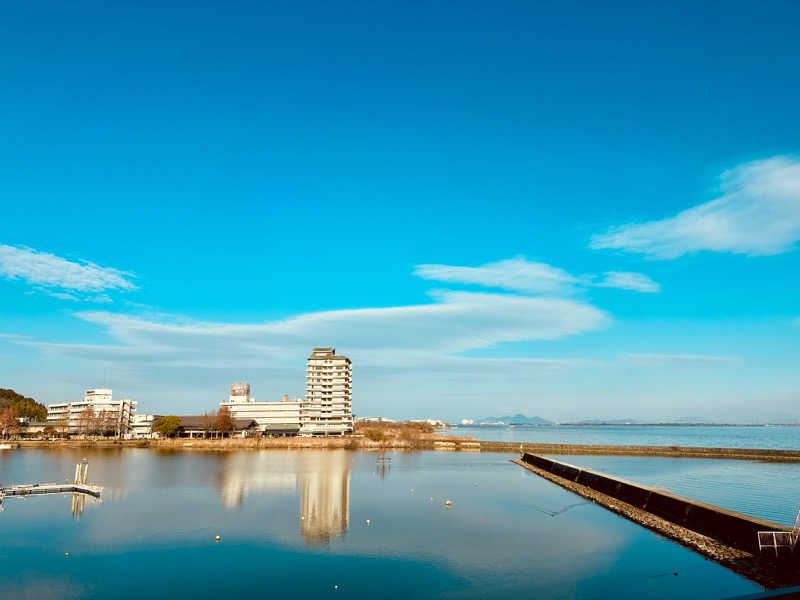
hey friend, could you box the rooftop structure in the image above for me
[229,382,252,403]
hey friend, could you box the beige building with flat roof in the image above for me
[303,347,353,436]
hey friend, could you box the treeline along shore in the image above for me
[11,435,800,461]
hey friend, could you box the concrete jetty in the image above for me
[514,452,800,588]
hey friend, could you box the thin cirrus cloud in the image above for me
[625,353,741,363]
[413,257,578,295]
[22,290,611,369]
[590,156,800,259]
[595,271,660,293]
[414,256,660,294]
[0,244,136,300]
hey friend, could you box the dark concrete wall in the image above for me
[489,442,800,461]
[521,452,791,553]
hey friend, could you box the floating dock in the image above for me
[0,461,102,503]
[0,482,102,498]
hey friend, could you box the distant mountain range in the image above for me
[479,414,552,425]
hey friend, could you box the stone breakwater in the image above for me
[489,441,800,461]
[513,455,800,589]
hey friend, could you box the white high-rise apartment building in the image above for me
[47,388,137,435]
[303,347,353,436]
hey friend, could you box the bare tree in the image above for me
[97,409,115,437]
[78,406,94,438]
[0,406,19,439]
[216,406,233,437]
[88,409,104,438]
[200,410,217,438]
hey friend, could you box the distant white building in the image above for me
[356,416,395,423]
[47,389,137,435]
[460,418,475,425]
[408,419,446,428]
[219,347,354,437]
[303,347,353,436]
[131,413,162,438]
[220,392,303,436]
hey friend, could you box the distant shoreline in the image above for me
[457,422,800,427]
[8,436,800,461]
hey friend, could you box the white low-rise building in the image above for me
[131,413,162,438]
[220,384,302,435]
[356,416,395,423]
[47,389,137,436]
[220,399,303,436]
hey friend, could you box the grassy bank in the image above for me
[10,433,800,461]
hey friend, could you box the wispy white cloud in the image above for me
[415,256,659,295]
[0,244,136,300]
[590,156,800,258]
[624,353,741,365]
[43,290,81,301]
[595,271,660,293]
[414,257,578,295]
[16,290,610,369]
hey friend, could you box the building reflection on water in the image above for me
[218,451,352,545]
[298,452,350,544]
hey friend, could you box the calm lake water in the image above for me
[0,449,763,599]
[453,425,800,449]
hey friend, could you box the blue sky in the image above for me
[1,1,799,421]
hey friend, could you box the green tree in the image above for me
[0,388,47,421]
[153,415,181,437]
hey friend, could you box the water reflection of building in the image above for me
[298,452,351,544]
[218,453,298,508]
[215,451,352,544]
